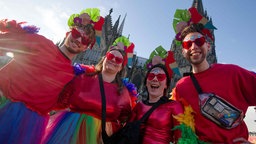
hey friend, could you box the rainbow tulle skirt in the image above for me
[0,99,49,144]
[44,111,103,144]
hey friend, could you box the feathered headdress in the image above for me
[173,7,217,46]
[0,19,40,56]
[67,8,105,48]
[110,36,135,67]
[144,46,181,78]
[0,19,39,34]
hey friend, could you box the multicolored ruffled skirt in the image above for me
[0,97,49,144]
[43,111,107,144]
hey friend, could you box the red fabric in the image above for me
[93,16,104,31]
[129,99,183,144]
[125,43,135,53]
[174,63,256,143]
[62,74,133,125]
[0,31,74,116]
[0,19,26,33]
[165,51,175,77]
[189,7,202,23]
[80,64,96,74]
[202,28,214,40]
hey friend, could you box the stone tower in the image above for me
[169,0,217,88]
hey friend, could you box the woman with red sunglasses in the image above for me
[128,64,183,144]
[43,36,136,144]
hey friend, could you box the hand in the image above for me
[233,137,253,144]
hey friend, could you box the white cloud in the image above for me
[35,6,67,43]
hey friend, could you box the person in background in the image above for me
[172,22,256,144]
[0,8,104,143]
[43,36,137,144]
[129,63,183,144]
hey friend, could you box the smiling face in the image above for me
[182,32,210,65]
[146,67,167,101]
[102,50,123,75]
[64,24,95,54]
[64,28,89,54]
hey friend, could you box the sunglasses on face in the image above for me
[71,28,90,45]
[182,36,206,50]
[147,73,166,81]
[106,52,123,64]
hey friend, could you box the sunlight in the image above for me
[6,52,14,58]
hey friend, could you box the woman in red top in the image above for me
[43,36,137,144]
[129,64,184,144]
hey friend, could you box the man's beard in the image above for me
[65,45,82,54]
[187,52,206,65]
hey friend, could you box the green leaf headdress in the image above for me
[67,8,105,48]
[110,36,135,66]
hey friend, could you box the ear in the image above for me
[206,42,211,52]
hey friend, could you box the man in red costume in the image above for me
[173,23,256,143]
[0,8,104,143]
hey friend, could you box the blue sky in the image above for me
[1,0,255,131]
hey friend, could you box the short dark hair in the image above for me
[181,23,205,41]
[144,64,171,96]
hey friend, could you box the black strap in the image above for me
[140,97,170,122]
[99,73,170,139]
[98,73,108,140]
[190,73,203,94]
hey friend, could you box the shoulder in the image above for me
[212,63,245,71]
[211,63,251,76]
[176,75,191,87]
[161,100,184,115]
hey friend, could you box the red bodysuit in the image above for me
[129,97,183,144]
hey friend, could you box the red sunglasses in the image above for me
[147,73,166,81]
[182,36,206,50]
[71,28,90,45]
[106,52,123,64]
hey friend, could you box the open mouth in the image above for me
[190,51,201,56]
[150,84,160,90]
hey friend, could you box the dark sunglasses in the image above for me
[182,36,206,50]
[71,28,90,45]
[106,52,123,64]
[147,73,166,81]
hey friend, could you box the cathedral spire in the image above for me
[117,13,126,36]
[192,0,204,15]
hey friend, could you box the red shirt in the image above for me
[174,63,256,143]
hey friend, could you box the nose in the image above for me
[190,42,199,50]
[151,76,158,81]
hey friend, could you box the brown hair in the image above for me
[181,23,205,41]
[93,48,127,95]
[144,64,171,97]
